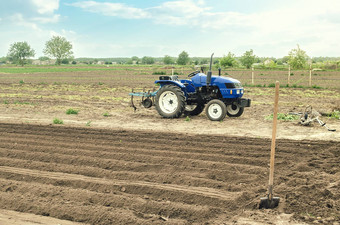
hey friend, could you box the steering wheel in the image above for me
[188,70,200,77]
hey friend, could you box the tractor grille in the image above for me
[225,83,242,89]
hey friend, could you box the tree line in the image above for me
[5,36,73,66]
[2,38,340,70]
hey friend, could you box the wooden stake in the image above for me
[288,65,291,86]
[252,67,254,85]
[309,64,312,87]
[269,81,279,196]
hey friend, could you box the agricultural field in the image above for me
[0,66,339,224]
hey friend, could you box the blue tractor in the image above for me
[130,54,251,121]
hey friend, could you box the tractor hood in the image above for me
[191,73,242,87]
[211,76,241,86]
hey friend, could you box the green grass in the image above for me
[86,121,92,126]
[0,67,119,74]
[103,112,110,117]
[66,108,79,115]
[152,71,166,75]
[13,101,33,105]
[265,113,299,121]
[53,118,64,124]
[185,116,191,122]
[328,111,340,119]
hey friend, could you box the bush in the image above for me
[265,113,299,121]
[329,111,340,119]
[152,71,166,75]
[312,85,322,89]
[53,118,63,124]
[66,108,79,115]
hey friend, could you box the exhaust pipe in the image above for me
[206,53,214,87]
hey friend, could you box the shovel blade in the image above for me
[259,196,280,209]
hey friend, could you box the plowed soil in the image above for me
[0,69,339,224]
[0,123,339,224]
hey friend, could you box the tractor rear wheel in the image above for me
[155,85,186,118]
[184,104,204,116]
[226,102,244,117]
[205,99,227,121]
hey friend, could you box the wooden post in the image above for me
[288,65,291,86]
[172,68,174,75]
[252,67,254,85]
[269,81,279,199]
[309,64,312,87]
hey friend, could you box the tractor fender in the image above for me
[155,80,188,95]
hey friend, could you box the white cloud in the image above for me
[66,0,340,57]
[30,0,60,14]
[70,1,150,19]
[9,13,42,31]
[32,14,60,23]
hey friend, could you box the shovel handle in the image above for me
[269,81,279,187]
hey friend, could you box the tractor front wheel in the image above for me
[226,102,244,117]
[155,85,186,118]
[205,99,227,121]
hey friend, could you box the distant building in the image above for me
[32,59,57,65]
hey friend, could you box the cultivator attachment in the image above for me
[129,88,158,111]
[289,105,336,132]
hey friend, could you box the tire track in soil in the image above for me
[0,122,339,224]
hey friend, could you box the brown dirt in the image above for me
[0,70,339,224]
[0,123,339,224]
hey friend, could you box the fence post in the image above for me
[252,67,254,85]
[172,68,174,75]
[309,64,312,87]
[288,65,291,86]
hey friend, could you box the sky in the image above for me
[1,0,340,58]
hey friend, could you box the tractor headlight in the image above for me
[237,90,240,94]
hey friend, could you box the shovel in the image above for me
[259,81,280,209]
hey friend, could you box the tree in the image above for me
[177,51,190,65]
[240,49,257,69]
[200,58,208,64]
[38,56,50,61]
[43,36,73,65]
[131,56,139,64]
[287,45,308,69]
[219,52,237,68]
[142,56,155,64]
[163,55,174,65]
[0,57,8,64]
[7,41,35,66]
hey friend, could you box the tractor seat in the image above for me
[159,75,179,81]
